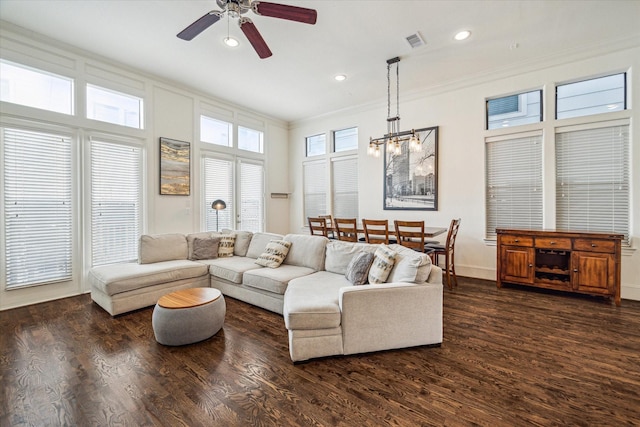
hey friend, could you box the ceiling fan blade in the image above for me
[240,18,273,59]
[177,11,222,40]
[253,1,317,25]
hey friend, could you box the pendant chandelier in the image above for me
[368,57,420,158]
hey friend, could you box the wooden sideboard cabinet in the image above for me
[496,229,623,306]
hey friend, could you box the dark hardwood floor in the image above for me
[2,278,639,426]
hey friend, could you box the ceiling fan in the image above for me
[177,0,317,59]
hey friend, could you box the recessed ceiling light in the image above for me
[454,30,471,41]
[224,37,239,47]
[334,74,347,82]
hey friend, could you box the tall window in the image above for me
[331,156,359,218]
[239,161,264,232]
[3,128,73,288]
[556,124,630,243]
[0,60,73,115]
[485,132,543,239]
[203,157,234,232]
[86,84,143,129]
[91,139,142,266]
[303,160,327,218]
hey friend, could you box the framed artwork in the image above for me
[383,126,438,210]
[159,137,190,196]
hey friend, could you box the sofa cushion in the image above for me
[283,234,327,271]
[243,265,315,295]
[139,233,188,264]
[89,260,209,296]
[190,237,221,260]
[345,252,374,286]
[368,245,397,284]
[186,232,213,260]
[204,256,264,284]
[216,234,236,258]
[325,241,377,275]
[284,271,351,330]
[255,240,292,268]
[222,229,253,256]
[387,244,432,283]
[246,232,285,259]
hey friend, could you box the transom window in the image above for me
[486,90,542,130]
[238,126,264,153]
[0,59,74,115]
[86,84,143,129]
[305,133,326,157]
[333,127,358,152]
[201,115,233,147]
[556,73,626,119]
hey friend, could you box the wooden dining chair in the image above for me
[308,217,328,237]
[318,214,336,239]
[426,218,461,289]
[394,220,433,254]
[334,218,359,242]
[362,219,391,244]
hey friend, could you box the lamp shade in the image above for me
[211,199,226,210]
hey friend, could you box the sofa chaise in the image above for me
[89,230,443,361]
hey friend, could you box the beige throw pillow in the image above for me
[190,237,221,260]
[368,244,397,284]
[255,240,292,268]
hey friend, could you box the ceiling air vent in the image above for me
[405,32,426,49]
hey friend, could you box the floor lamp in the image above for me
[211,199,226,232]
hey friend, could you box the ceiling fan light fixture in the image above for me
[454,30,471,41]
[224,36,239,47]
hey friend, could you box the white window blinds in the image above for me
[203,157,234,231]
[303,160,327,219]
[556,124,629,243]
[91,139,142,266]
[332,156,359,218]
[3,128,73,288]
[239,161,264,232]
[485,132,543,239]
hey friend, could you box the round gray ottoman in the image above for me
[152,288,225,346]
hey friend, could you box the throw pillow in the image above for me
[368,244,397,284]
[345,252,375,286]
[255,240,292,268]
[190,237,221,260]
[217,234,236,258]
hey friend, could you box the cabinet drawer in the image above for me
[500,235,533,247]
[535,237,572,250]
[573,239,616,253]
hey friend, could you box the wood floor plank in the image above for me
[2,277,640,426]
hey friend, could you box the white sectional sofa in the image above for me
[89,230,443,362]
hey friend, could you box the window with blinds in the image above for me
[303,160,327,218]
[556,124,629,243]
[203,157,234,231]
[485,132,543,239]
[91,139,142,266]
[239,161,264,232]
[3,128,73,289]
[331,156,359,218]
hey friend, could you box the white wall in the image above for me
[288,45,640,301]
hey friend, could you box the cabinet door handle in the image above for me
[514,239,519,242]
[550,241,556,245]
[591,244,597,247]
[529,264,533,268]
[573,269,578,272]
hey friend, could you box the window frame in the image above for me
[555,73,627,120]
[86,83,144,129]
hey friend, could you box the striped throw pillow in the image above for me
[255,240,292,268]
[217,234,236,258]
[368,244,397,284]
